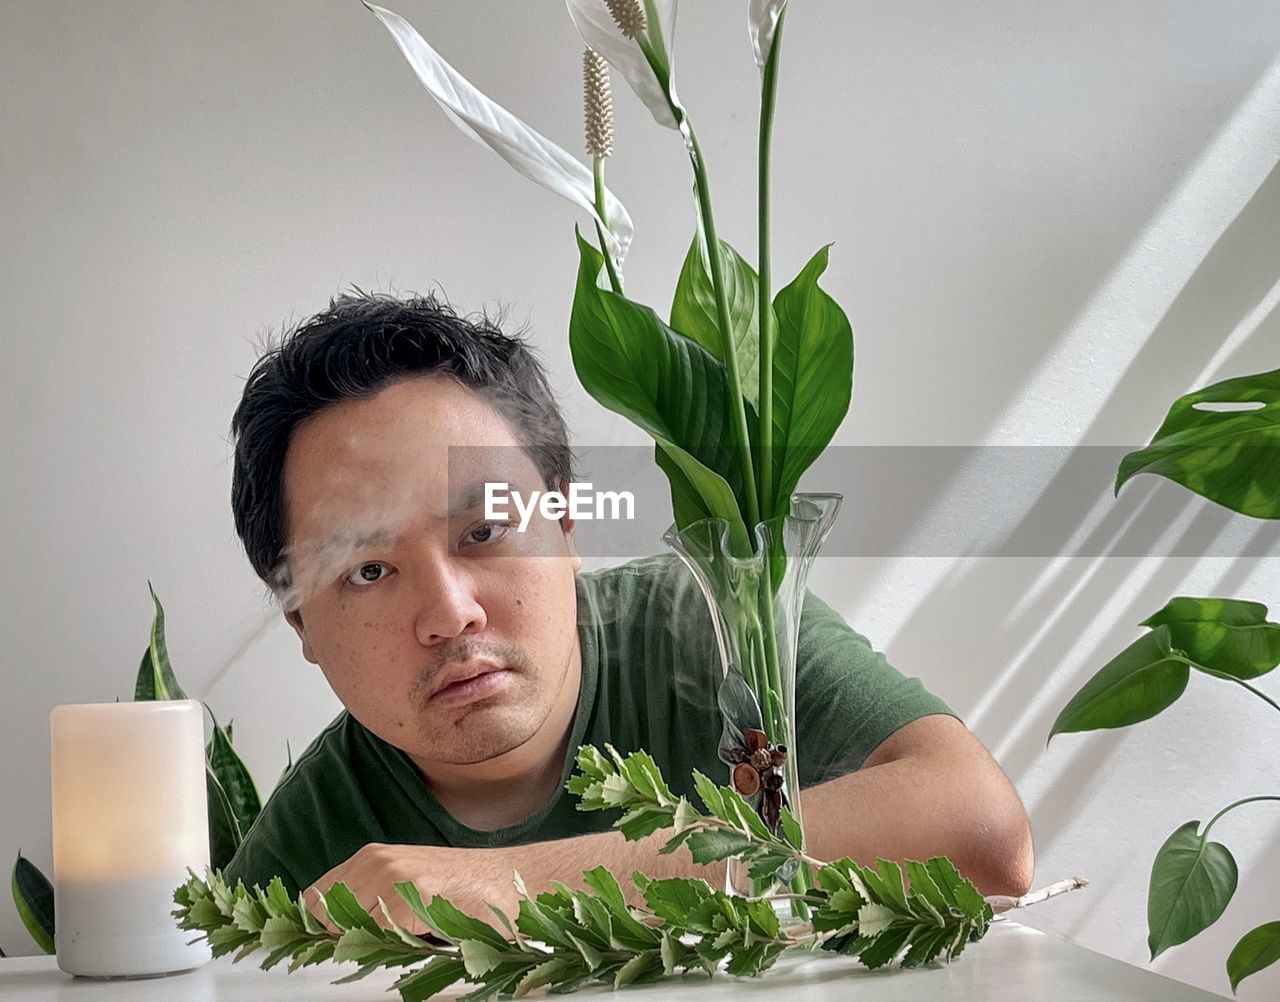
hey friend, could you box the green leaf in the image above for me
[570,231,750,541]
[421,895,510,951]
[12,853,54,954]
[617,806,674,841]
[513,957,574,997]
[134,583,188,701]
[1116,367,1280,518]
[613,949,659,988]
[1143,596,1280,680]
[460,938,508,978]
[685,829,757,865]
[1227,920,1280,992]
[206,711,262,836]
[320,883,381,936]
[670,223,761,411]
[769,245,854,512]
[1148,820,1238,959]
[641,877,715,928]
[780,808,805,852]
[1049,627,1189,737]
[206,763,244,872]
[395,956,468,1002]
[858,922,914,969]
[924,857,989,920]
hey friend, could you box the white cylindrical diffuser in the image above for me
[50,700,212,977]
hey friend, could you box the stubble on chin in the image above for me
[412,672,546,765]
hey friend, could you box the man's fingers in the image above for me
[306,886,339,935]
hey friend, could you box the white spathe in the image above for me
[748,0,787,73]
[565,0,683,132]
[364,2,633,266]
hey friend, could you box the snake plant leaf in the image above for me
[565,0,683,131]
[364,3,633,267]
[1227,920,1280,992]
[1143,596,1280,680]
[1116,368,1280,519]
[207,764,244,872]
[206,710,262,838]
[769,245,853,512]
[670,224,761,411]
[1049,627,1189,738]
[1148,820,1237,959]
[571,230,750,541]
[748,0,788,72]
[12,853,54,955]
[134,583,187,701]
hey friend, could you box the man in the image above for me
[225,291,1034,928]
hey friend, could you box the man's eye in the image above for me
[345,562,391,587]
[464,521,511,547]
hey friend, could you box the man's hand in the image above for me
[305,828,719,937]
[306,842,522,935]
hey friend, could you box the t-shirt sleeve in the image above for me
[794,590,955,787]
[223,818,304,898]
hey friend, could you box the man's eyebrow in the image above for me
[319,527,397,553]
[447,484,493,517]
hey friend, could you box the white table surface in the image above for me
[0,921,1229,1000]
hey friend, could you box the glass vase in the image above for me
[663,492,842,922]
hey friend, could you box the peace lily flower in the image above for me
[565,0,685,134]
[363,2,633,266]
[748,0,788,73]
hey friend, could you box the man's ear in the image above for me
[284,609,320,665]
[553,476,583,573]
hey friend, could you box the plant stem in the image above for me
[985,877,1089,914]
[1202,795,1280,838]
[593,156,624,295]
[757,7,786,520]
[1176,658,1280,715]
[687,124,762,535]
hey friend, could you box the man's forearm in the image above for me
[486,827,722,906]
[799,722,1034,897]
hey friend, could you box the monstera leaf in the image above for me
[1116,368,1280,519]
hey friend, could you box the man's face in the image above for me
[280,374,583,768]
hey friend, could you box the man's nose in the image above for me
[411,555,487,644]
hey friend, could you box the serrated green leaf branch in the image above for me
[175,746,996,999]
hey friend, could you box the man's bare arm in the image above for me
[801,714,1034,897]
[310,714,1032,926]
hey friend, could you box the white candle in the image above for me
[50,700,212,977]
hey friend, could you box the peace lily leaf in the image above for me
[1143,596,1280,680]
[770,245,854,512]
[134,583,187,701]
[1049,627,1189,738]
[1148,820,1238,959]
[1227,920,1280,992]
[364,3,633,267]
[565,0,683,131]
[12,853,54,954]
[748,0,787,72]
[572,231,750,548]
[1116,367,1280,519]
[207,710,263,835]
[670,223,761,410]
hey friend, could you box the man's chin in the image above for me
[417,705,545,766]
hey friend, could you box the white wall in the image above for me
[3,1,1278,996]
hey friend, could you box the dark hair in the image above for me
[230,290,575,588]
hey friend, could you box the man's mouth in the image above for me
[428,663,516,707]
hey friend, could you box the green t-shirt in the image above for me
[225,555,953,895]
